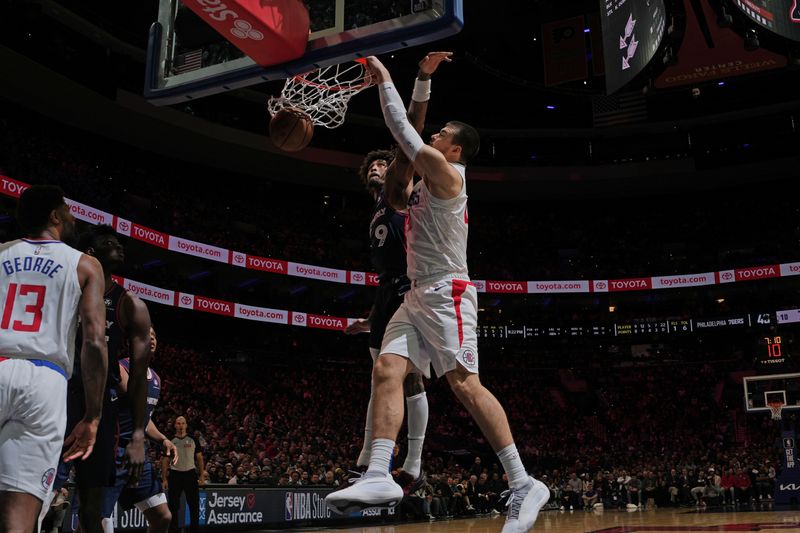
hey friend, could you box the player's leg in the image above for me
[325,303,426,514]
[166,472,181,533]
[127,461,171,533]
[142,503,171,533]
[424,279,548,533]
[184,473,200,533]
[99,464,129,533]
[76,401,119,533]
[401,373,427,479]
[0,492,42,533]
[360,282,400,468]
[358,348,380,468]
[0,361,67,533]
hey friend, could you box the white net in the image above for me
[267,60,374,129]
[769,402,784,420]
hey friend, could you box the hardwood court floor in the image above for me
[292,507,800,532]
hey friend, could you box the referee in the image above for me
[163,416,206,533]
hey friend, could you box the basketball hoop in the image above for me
[768,401,784,420]
[267,59,374,129]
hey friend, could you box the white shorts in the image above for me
[0,358,67,501]
[380,274,479,378]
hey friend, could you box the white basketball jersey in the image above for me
[406,163,469,281]
[0,239,83,376]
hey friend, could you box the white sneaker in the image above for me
[500,476,549,533]
[324,472,403,515]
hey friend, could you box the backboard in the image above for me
[744,373,800,413]
[145,0,463,105]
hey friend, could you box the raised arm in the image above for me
[384,52,452,210]
[120,293,152,483]
[368,55,462,200]
[63,255,108,462]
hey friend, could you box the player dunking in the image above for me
[0,185,108,533]
[346,51,452,491]
[326,57,549,532]
[55,224,152,533]
[101,326,175,533]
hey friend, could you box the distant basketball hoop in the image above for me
[267,59,374,129]
[769,400,785,420]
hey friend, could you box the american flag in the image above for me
[171,49,203,75]
[592,91,648,128]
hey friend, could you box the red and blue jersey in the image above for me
[118,358,161,445]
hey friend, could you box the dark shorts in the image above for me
[102,460,164,516]
[55,386,119,490]
[369,276,409,351]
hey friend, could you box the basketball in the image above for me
[269,107,314,152]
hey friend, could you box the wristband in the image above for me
[412,78,431,102]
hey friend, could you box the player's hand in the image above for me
[365,56,390,84]
[62,417,100,462]
[419,52,452,76]
[163,439,179,466]
[124,431,146,486]
[345,318,371,335]
[199,472,208,486]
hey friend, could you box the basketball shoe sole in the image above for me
[324,472,403,515]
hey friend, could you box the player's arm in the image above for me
[195,441,207,485]
[146,420,178,465]
[384,52,452,210]
[63,255,108,462]
[367,55,462,200]
[161,453,170,489]
[120,293,152,483]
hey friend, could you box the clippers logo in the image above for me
[41,468,55,489]
[462,350,477,367]
[230,19,264,40]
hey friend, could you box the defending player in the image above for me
[0,185,108,533]
[101,326,175,533]
[346,51,452,491]
[326,57,550,533]
[56,224,151,533]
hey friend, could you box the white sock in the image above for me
[366,438,395,478]
[402,392,428,477]
[497,443,529,490]
[358,389,375,467]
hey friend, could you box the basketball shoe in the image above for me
[397,469,427,495]
[324,471,403,515]
[500,476,550,533]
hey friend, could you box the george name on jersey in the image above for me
[2,256,64,279]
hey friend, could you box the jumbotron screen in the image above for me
[600,0,666,94]
[733,0,800,42]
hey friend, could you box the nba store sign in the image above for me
[284,491,332,521]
